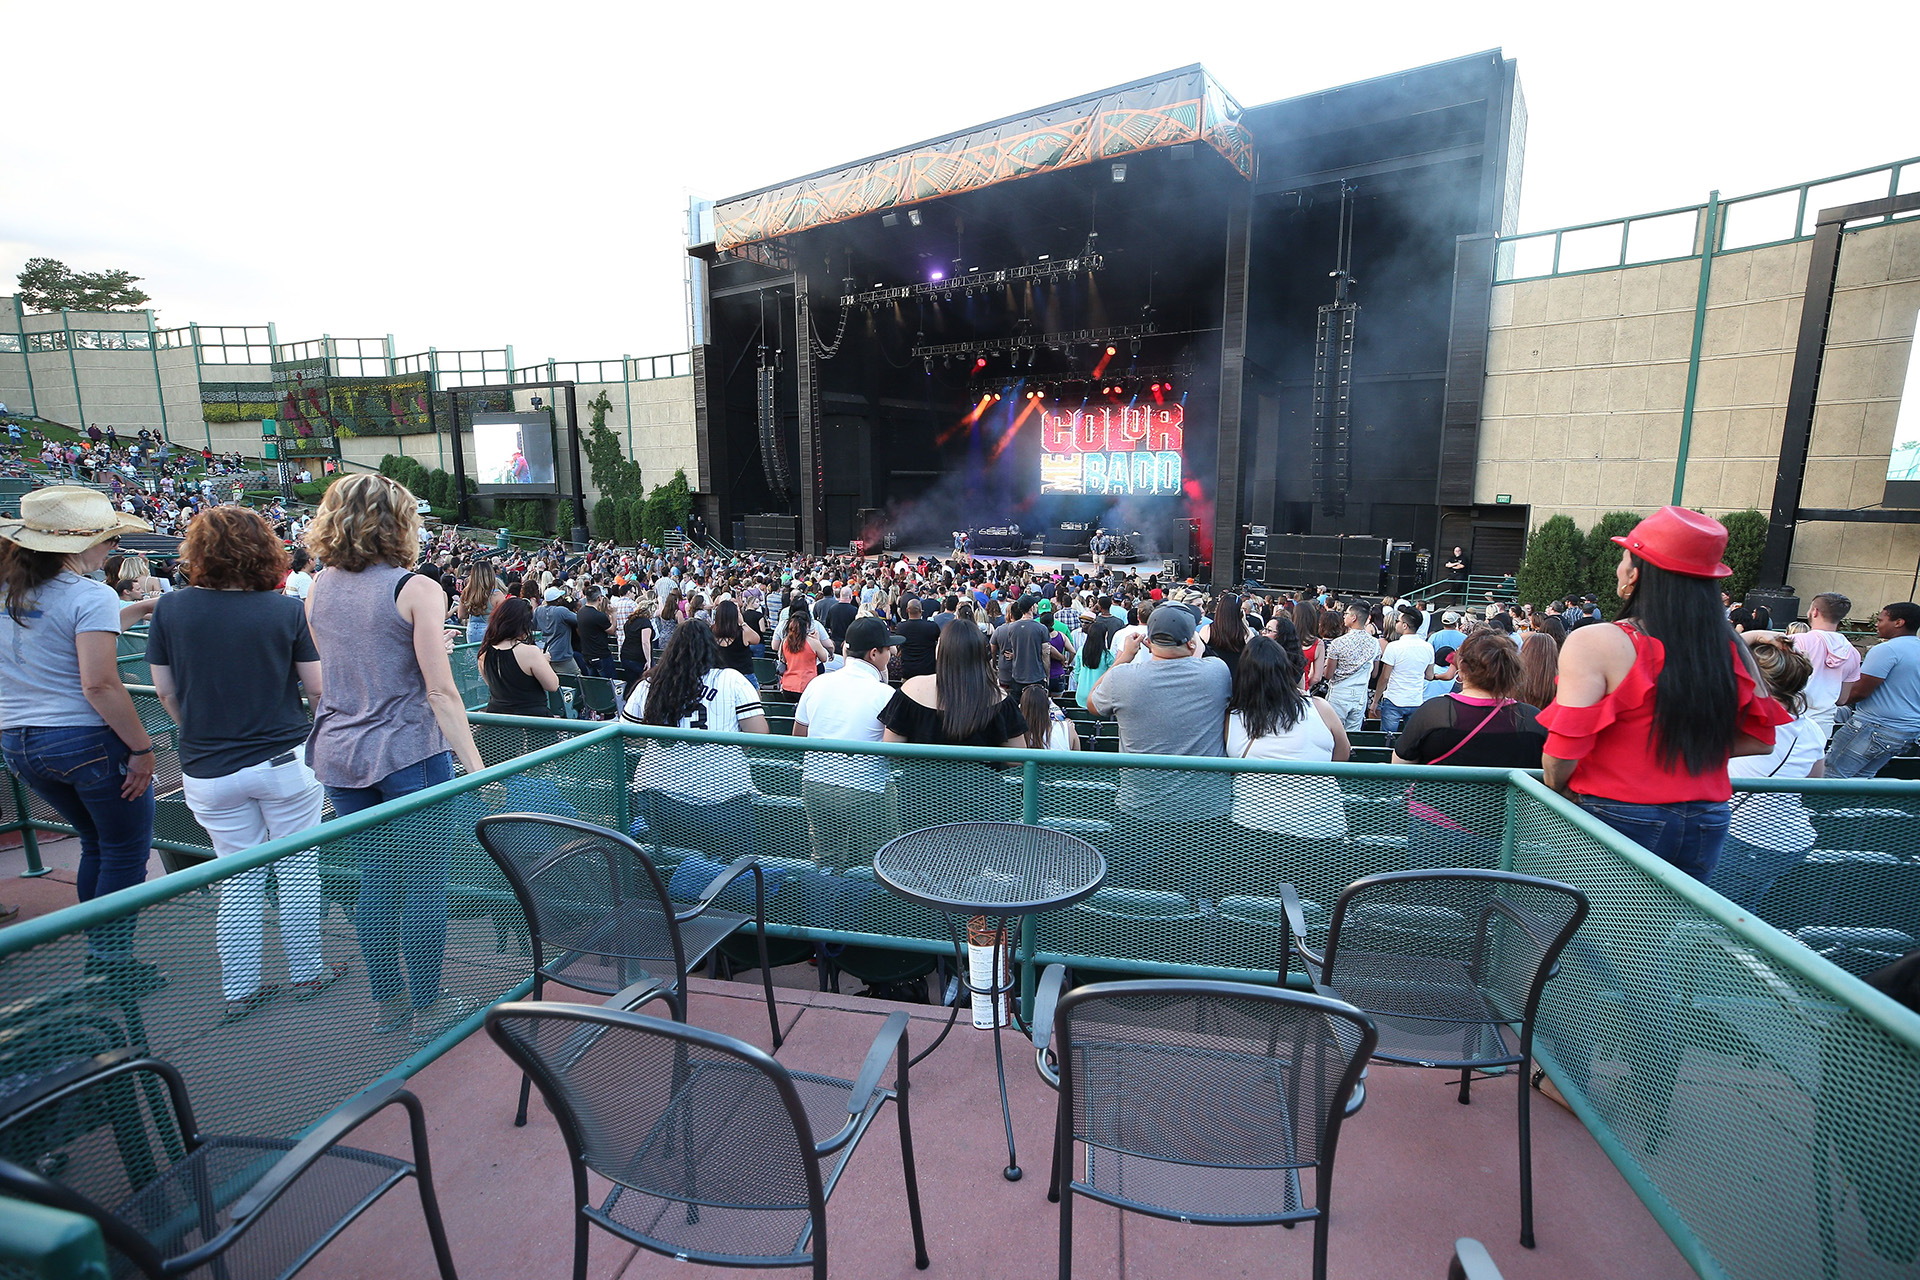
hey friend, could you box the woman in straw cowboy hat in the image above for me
[0,487,159,956]
[1540,506,1791,879]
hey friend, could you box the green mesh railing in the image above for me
[2,718,1916,1280]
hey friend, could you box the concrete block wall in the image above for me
[1478,218,1920,615]
[1785,220,1920,612]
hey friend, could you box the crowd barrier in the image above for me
[1,720,1915,1280]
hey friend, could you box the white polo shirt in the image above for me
[793,657,894,791]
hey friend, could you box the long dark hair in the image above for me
[712,598,744,645]
[1454,630,1522,699]
[783,602,812,653]
[1209,593,1249,655]
[1515,632,1560,709]
[1231,635,1308,739]
[1021,682,1054,751]
[643,618,722,726]
[1291,601,1319,647]
[481,595,536,647]
[0,544,71,626]
[1619,555,1746,774]
[933,618,1001,741]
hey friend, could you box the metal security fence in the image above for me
[1507,775,1920,1280]
[0,727,621,1186]
[3,717,1917,1280]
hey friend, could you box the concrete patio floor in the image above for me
[2,834,1694,1280]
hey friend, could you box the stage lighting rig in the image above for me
[842,251,1103,307]
[913,320,1156,363]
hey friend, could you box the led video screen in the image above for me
[472,413,557,494]
[1882,317,1920,507]
[1039,403,1185,496]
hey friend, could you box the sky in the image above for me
[3,0,1913,365]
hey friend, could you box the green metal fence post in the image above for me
[1499,778,1518,873]
[60,310,85,430]
[145,310,170,444]
[190,323,212,450]
[1672,191,1721,506]
[622,352,634,458]
[1019,761,1039,1019]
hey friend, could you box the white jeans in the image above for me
[181,753,327,1000]
[1327,674,1370,731]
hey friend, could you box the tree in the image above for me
[1721,509,1767,604]
[592,496,616,540]
[1583,511,1642,618]
[581,389,644,503]
[17,258,150,312]
[1516,515,1585,609]
[624,496,646,547]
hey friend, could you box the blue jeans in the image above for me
[327,752,455,1009]
[1379,699,1418,734]
[3,726,154,954]
[1822,712,1919,780]
[1706,833,1810,913]
[1578,796,1730,881]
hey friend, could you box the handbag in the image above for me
[1406,698,1513,830]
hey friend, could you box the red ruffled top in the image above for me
[1537,621,1791,804]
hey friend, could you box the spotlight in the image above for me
[973,357,987,371]
[881,213,899,228]
[1037,254,1050,261]
[907,209,923,227]
[930,270,944,281]
[992,392,1002,401]
[1129,337,1140,356]
[1105,346,1116,356]
[1110,163,1127,183]
[968,266,979,273]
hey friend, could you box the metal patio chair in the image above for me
[474,813,783,1127]
[485,993,930,1280]
[1029,968,1376,1280]
[1280,869,1588,1248]
[0,1050,457,1280]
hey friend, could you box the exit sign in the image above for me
[1495,494,1513,505]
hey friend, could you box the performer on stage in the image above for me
[1091,529,1109,569]
[952,529,970,565]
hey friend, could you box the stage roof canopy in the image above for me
[711,65,1252,252]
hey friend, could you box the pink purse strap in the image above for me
[1427,697,1513,764]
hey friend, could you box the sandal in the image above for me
[288,961,348,1000]
[223,987,278,1022]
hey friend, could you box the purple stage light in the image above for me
[930,270,944,281]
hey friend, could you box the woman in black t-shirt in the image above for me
[880,618,1027,747]
[480,597,559,718]
[711,599,758,679]
[146,506,344,1019]
[1392,630,1545,859]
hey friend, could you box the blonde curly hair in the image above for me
[304,474,420,572]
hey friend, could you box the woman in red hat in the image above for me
[1540,506,1791,879]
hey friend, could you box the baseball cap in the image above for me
[543,587,562,602]
[1148,606,1197,646]
[844,617,906,655]
[1442,610,1460,625]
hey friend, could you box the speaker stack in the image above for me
[1242,525,1268,586]
[741,513,799,553]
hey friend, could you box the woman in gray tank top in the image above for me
[304,475,483,1044]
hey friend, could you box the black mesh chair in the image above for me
[0,1049,457,1279]
[1280,869,1589,1249]
[485,994,930,1280]
[1028,967,1376,1280]
[474,813,783,1127]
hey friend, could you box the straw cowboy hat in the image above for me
[0,486,152,552]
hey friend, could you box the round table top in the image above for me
[873,822,1108,916]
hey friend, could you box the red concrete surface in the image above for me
[300,977,1694,1280]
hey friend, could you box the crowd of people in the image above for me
[3,477,1917,1014]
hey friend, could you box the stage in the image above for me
[882,541,1184,581]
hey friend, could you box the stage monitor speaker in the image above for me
[1244,534,1268,557]
[1745,592,1801,628]
[1242,556,1267,583]
[1301,552,1343,583]
[1387,547,1421,598]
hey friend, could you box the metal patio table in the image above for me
[873,821,1106,1181]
